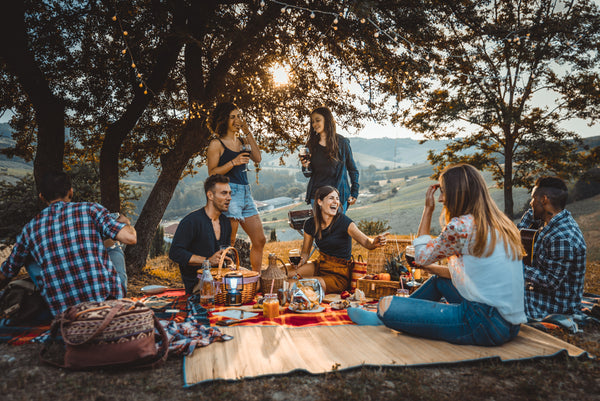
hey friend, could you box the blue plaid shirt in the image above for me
[518,209,587,320]
[1,201,125,316]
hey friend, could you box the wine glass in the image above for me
[288,249,301,267]
[299,147,311,173]
[241,144,252,172]
[404,245,421,291]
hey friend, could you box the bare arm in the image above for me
[297,232,314,266]
[187,250,231,266]
[207,139,250,176]
[347,223,387,250]
[240,121,261,163]
[417,184,439,237]
[420,263,451,279]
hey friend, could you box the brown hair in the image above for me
[312,186,340,240]
[439,164,523,259]
[307,107,339,161]
[210,102,238,138]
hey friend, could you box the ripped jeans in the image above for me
[377,276,520,346]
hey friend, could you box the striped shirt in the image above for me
[518,209,587,320]
[1,201,125,316]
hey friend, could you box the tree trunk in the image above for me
[504,142,514,218]
[99,0,186,212]
[0,1,65,188]
[124,121,210,272]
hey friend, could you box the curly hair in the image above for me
[210,102,238,138]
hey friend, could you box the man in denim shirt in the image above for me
[518,177,587,320]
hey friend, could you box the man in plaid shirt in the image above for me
[518,176,587,320]
[0,171,137,317]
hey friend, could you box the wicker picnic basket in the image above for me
[366,237,412,274]
[206,246,260,305]
[357,278,400,299]
[356,237,412,299]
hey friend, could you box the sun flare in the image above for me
[271,64,291,86]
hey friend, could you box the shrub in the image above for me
[573,168,600,201]
[357,219,391,236]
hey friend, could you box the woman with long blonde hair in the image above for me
[349,164,526,346]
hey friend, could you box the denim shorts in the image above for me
[224,182,258,221]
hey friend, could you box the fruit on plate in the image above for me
[340,290,351,299]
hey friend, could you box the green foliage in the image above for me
[0,163,141,242]
[573,168,600,201]
[0,175,43,242]
[149,225,167,259]
[357,219,391,236]
[398,0,600,216]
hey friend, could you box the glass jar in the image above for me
[263,293,280,318]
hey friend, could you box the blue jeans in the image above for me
[377,276,521,346]
[107,244,127,292]
[224,182,259,221]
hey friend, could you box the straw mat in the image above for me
[183,324,588,386]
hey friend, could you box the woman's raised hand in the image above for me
[373,232,389,248]
[425,184,439,209]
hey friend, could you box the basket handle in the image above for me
[216,246,240,276]
[276,257,288,276]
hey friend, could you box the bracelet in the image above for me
[230,160,235,167]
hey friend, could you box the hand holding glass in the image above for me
[288,249,301,266]
[241,144,252,172]
[299,147,311,173]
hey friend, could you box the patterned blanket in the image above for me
[2,289,597,346]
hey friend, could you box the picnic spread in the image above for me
[1,241,598,384]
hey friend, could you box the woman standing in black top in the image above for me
[207,102,265,272]
[300,107,360,213]
[291,186,388,293]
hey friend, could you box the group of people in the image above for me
[0,104,587,349]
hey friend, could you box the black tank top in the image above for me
[217,138,248,185]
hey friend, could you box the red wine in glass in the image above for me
[289,249,301,266]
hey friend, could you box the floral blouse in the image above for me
[413,214,526,325]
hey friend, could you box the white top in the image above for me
[413,214,526,325]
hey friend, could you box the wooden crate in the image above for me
[357,278,399,299]
[366,238,412,274]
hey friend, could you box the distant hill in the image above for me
[259,136,449,169]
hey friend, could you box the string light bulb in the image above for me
[310,12,315,18]
[112,15,116,21]
[123,31,128,36]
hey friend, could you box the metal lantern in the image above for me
[223,271,244,306]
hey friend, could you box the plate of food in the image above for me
[292,305,325,314]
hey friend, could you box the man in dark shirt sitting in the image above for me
[169,174,233,294]
[517,176,587,320]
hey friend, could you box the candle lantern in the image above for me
[223,271,244,306]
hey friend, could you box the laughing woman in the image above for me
[290,186,388,293]
[207,102,265,272]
